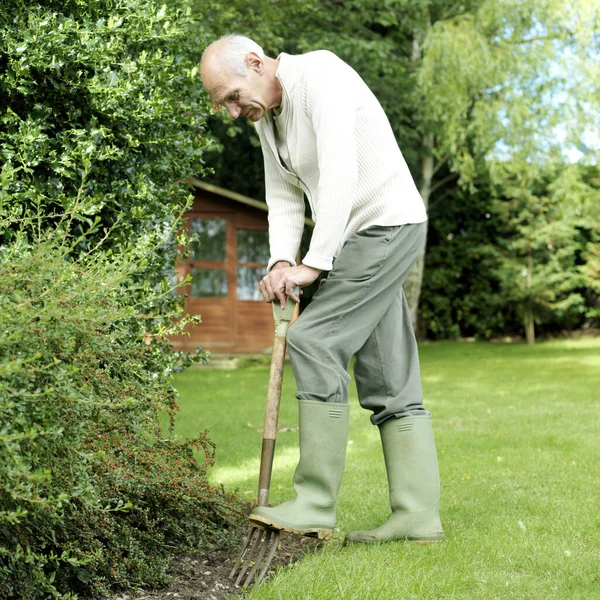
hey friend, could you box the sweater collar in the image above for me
[275,52,298,93]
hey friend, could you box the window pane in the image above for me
[191,268,227,298]
[237,229,269,264]
[191,218,226,261]
[237,266,265,301]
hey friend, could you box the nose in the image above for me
[225,102,241,119]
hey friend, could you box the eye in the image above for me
[227,91,240,103]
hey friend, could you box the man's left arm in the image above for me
[300,57,359,272]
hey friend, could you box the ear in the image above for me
[246,51,263,74]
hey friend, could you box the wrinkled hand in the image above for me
[259,263,321,307]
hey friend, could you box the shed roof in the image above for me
[187,177,315,227]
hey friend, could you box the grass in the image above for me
[170,338,600,599]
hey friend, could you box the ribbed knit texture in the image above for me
[256,50,427,272]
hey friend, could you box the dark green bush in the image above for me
[420,178,515,340]
[0,0,210,272]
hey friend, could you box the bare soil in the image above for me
[114,530,321,600]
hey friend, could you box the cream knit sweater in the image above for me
[255,50,427,272]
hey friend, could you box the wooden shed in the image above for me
[169,179,311,354]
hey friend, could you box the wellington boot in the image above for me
[345,415,443,544]
[250,400,349,540]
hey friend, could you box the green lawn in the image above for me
[170,338,600,599]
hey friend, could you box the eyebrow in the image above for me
[214,89,239,105]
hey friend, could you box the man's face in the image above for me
[202,54,269,122]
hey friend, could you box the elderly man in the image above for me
[200,35,443,544]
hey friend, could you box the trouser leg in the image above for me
[354,288,429,426]
[287,222,427,405]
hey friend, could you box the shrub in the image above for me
[0,214,242,599]
[420,177,514,340]
[0,0,211,270]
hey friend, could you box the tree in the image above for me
[492,160,597,343]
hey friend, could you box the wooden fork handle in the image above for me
[258,334,287,506]
[257,294,297,507]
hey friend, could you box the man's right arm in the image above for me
[260,261,320,306]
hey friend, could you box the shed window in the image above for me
[237,229,269,301]
[190,218,228,298]
[237,229,270,263]
[191,218,226,261]
[191,268,228,298]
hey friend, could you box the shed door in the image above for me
[181,212,274,353]
[185,214,235,350]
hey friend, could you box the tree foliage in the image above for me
[194,0,600,339]
[419,0,600,184]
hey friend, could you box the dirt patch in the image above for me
[114,530,321,600]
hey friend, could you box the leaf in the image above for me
[76,568,91,583]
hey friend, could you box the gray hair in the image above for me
[203,34,264,77]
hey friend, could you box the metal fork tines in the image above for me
[229,524,281,588]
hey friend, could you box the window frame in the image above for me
[236,227,270,301]
[183,213,270,302]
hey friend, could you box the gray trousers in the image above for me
[287,222,430,426]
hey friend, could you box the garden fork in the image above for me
[229,294,297,588]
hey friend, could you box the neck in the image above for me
[264,56,283,109]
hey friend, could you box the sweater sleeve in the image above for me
[300,57,358,271]
[258,129,305,271]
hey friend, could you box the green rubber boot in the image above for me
[345,415,443,544]
[249,400,349,540]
